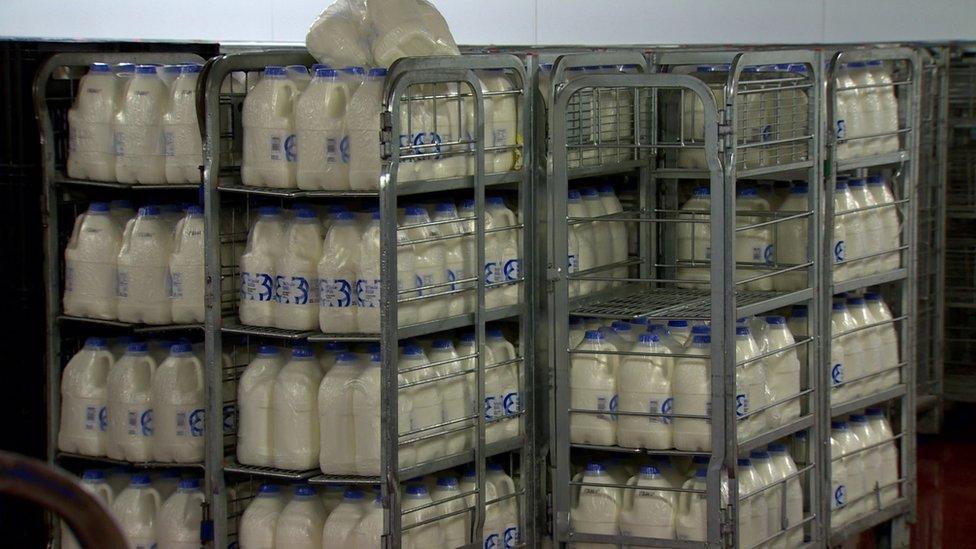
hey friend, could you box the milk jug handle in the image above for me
[571,472,583,508]
[67,212,85,247]
[96,350,116,373]
[148,487,162,513]
[623,475,638,510]
[679,478,695,514]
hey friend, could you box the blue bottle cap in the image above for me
[178,478,201,490]
[170,342,193,354]
[126,342,149,354]
[264,66,287,77]
[291,346,314,358]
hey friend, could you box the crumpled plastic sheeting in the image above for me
[306,0,460,69]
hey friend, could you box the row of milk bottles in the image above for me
[831,175,901,281]
[68,62,203,184]
[826,293,901,404]
[834,60,901,160]
[570,445,803,546]
[62,469,205,549]
[63,201,205,324]
[236,329,519,473]
[829,411,901,529]
[58,339,206,463]
[676,64,811,170]
[238,198,521,333]
[566,185,629,297]
[242,64,518,191]
[677,182,816,291]
[569,315,801,452]
[239,465,519,549]
[537,64,638,167]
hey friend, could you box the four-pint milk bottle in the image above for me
[68,63,120,181]
[619,465,675,540]
[117,206,174,325]
[617,332,672,450]
[112,473,162,549]
[168,205,205,324]
[242,66,299,188]
[673,334,712,451]
[296,67,350,190]
[273,346,323,470]
[570,330,617,446]
[61,470,114,549]
[106,341,156,462]
[114,64,168,184]
[156,478,205,549]
[59,337,113,456]
[347,68,387,191]
[274,484,327,548]
[64,202,123,319]
[317,210,362,333]
[239,483,286,548]
[162,64,203,184]
[236,345,283,467]
[151,343,205,463]
[318,351,361,474]
[239,206,286,327]
[275,208,324,330]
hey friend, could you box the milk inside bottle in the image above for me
[274,484,327,548]
[619,465,676,540]
[567,190,596,296]
[357,209,419,331]
[737,458,768,549]
[829,421,850,527]
[677,187,711,289]
[112,473,162,549]
[865,407,900,506]
[486,197,521,308]
[735,325,769,440]
[106,342,156,462]
[834,65,866,160]
[865,292,901,389]
[848,178,884,276]
[846,297,884,392]
[162,64,203,184]
[152,343,205,463]
[768,442,803,548]
[240,206,286,327]
[429,338,473,454]
[318,351,360,474]
[570,330,617,446]
[237,345,283,467]
[486,326,520,439]
[736,187,774,291]
[347,68,387,191]
[321,488,368,547]
[617,333,672,450]
[401,484,446,547]
[832,299,864,399]
[774,184,811,291]
[868,175,901,271]
[64,202,123,319]
[401,205,448,323]
[239,483,286,549]
[68,63,119,181]
[598,184,628,280]
[275,208,323,331]
[486,463,520,549]
[673,334,711,451]
[296,67,350,190]
[62,470,115,549]
[114,64,168,184]
[433,475,468,548]
[242,66,299,188]
[399,344,446,463]
[117,206,174,324]
[156,477,205,549]
[833,180,861,280]
[432,202,470,316]
[764,316,801,426]
[318,210,361,333]
[59,337,113,456]
[751,450,782,546]
[351,353,381,474]
[273,346,323,470]
[847,414,876,518]
[580,188,612,291]
[169,205,204,323]
[351,493,385,547]
[570,463,620,543]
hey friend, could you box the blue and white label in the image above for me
[484,533,500,549]
[764,245,775,265]
[357,278,381,309]
[503,391,519,416]
[831,363,844,387]
[568,254,579,274]
[240,271,275,302]
[340,135,351,163]
[415,273,434,296]
[189,408,205,437]
[836,119,847,140]
[177,408,205,438]
[834,240,846,263]
[735,393,749,418]
[284,134,297,162]
[128,408,153,437]
[117,270,130,298]
[223,403,236,435]
[320,278,354,308]
[504,526,519,549]
[447,269,459,291]
[484,262,500,285]
[484,396,497,421]
[660,397,673,425]
[276,275,316,305]
[503,258,520,282]
[833,484,847,509]
[597,394,618,421]
[169,270,184,299]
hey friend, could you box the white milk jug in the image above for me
[486,197,521,308]
[768,443,803,548]
[619,465,676,541]
[567,190,597,296]
[162,64,203,184]
[106,342,156,462]
[865,293,901,390]
[830,422,850,527]
[840,419,868,522]
[487,327,520,440]
[487,463,520,549]
[847,415,875,520]
[273,346,323,470]
[834,180,863,280]
[169,205,204,323]
[847,297,884,392]
[275,208,323,330]
[432,475,468,548]
[570,330,617,446]
[152,343,205,463]
[831,300,862,401]
[275,485,327,548]
[834,66,866,160]
[429,338,472,454]
[677,187,712,289]
[321,488,368,547]
[237,345,283,466]
[296,67,349,190]
[112,474,162,549]
[480,68,519,174]
[156,478,205,549]
[350,493,385,547]
[580,188,612,290]
[318,352,361,474]
[764,316,801,426]
[673,334,711,451]
[153,470,181,501]
[240,206,286,327]
[827,302,850,405]
[401,205,449,322]
[735,324,770,440]
[848,178,884,277]
[432,202,471,316]
[346,68,387,191]
[788,305,809,391]
[737,458,768,549]
[59,337,113,456]
[774,184,811,291]
[868,61,901,153]
[318,210,362,333]
[114,65,167,184]
[240,483,286,549]
[61,470,114,549]
[68,63,120,181]
[352,353,415,473]
[668,320,692,347]
[399,344,446,464]
[866,408,900,506]
[357,210,418,331]
[868,175,901,271]
[598,184,628,281]
[117,206,174,324]
[676,469,709,541]
[617,333,673,450]
[751,450,782,546]
[401,484,446,548]
[570,463,620,544]
[736,187,774,291]
[242,66,299,188]
[64,202,122,319]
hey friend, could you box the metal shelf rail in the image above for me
[547,49,822,548]
[200,50,536,547]
[34,51,209,548]
[822,47,920,545]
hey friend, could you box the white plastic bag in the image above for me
[306,0,373,69]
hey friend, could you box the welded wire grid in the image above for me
[946,237,976,306]
[733,66,813,171]
[563,69,646,170]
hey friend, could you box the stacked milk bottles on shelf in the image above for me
[168,205,205,323]
[117,206,174,324]
[827,292,900,404]
[61,470,114,549]
[156,478,205,549]
[64,202,123,319]
[242,66,299,189]
[296,67,349,190]
[564,185,628,297]
[114,65,168,184]
[151,343,205,463]
[112,473,162,549]
[834,61,901,161]
[162,64,203,184]
[67,63,119,181]
[59,338,113,456]
[106,342,155,462]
